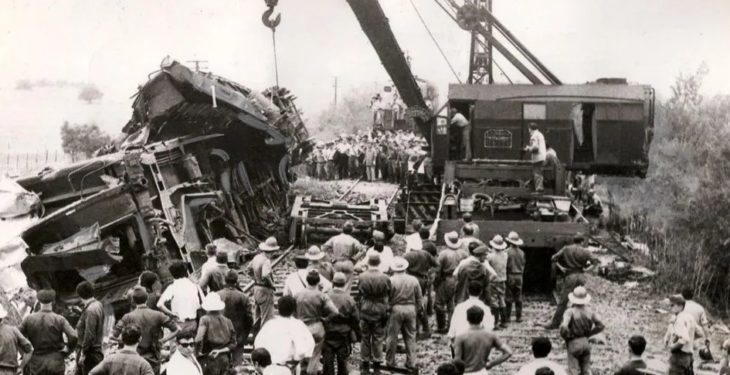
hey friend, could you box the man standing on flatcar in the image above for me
[524,122,547,193]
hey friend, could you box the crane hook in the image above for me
[262,7,281,30]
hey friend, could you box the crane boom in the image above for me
[346,0,431,134]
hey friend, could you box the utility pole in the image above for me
[187,59,209,72]
[333,76,338,110]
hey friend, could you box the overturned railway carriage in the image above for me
[17,60,308,318]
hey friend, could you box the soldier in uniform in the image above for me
[20,289,77,375]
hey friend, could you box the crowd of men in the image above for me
[0,216,721,375]
[305,130,430,183]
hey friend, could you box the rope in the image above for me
[271,29,280,87]
[409,0,462,84]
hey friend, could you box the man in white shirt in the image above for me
[448,281,494,344]
[516,337,567,375]
[254,296,315,374]
[667,294,702,375]
[200,243,218,276]
[404,220,424,253]
[355,231,394,274]
[450,108,471,161]
[163,332,203,375]
[681,289,712,361]
[157,261,205,335]
[523,122,547,193]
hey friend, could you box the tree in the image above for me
[314,85,374,139]
[78,84,104,104]
[60,122,112,159]
[15,80,32,90]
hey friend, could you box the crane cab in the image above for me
[431,81,655,178]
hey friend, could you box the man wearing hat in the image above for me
[19,289,74,375]
[545,235,600,329]
[434,231,468,334]
[357,253,392,374]
[217,270,254,366]
[111,288,178,374]
[321,221,367,292]
[486,235,509,329]
[505,232,526,323]
[249,237,279,331]
[305,246,335,283]
[386,257,422,370]
[195,293,237,375]
[324,272,360,375]
[296,270,340,375]
[403,237,438,338]
[199,251,230,294]
[558,286,604,375]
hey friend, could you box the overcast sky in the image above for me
[1,0,729,117]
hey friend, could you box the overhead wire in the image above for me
[408,0,462,84]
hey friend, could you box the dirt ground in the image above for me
[289,178,730,375]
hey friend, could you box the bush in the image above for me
[608,65,730,310]
[60,122,112,159]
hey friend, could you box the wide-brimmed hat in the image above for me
[202,292,225,311]
[489,235,508,250]
[391,257,409,272]
[305,246,325,260]
[568,286,591,305]
[258,237,280,252]
[505,231,524,246]
[444,231,461,249]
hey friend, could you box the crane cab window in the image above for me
[523,103,546,120]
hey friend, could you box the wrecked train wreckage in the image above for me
[14,60,310,317]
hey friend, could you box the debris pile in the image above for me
[1,59,309,316]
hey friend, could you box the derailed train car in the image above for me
[16,60,309,317]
